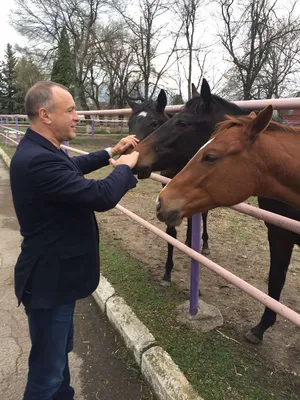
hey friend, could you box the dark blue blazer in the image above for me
[10,128,137,308]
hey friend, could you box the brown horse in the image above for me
[134,82,299,344]
[156,105,300,226]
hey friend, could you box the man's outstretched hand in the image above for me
[112,135,139,156]
[109,151,139,169]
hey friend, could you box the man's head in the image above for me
[25,81,80,146]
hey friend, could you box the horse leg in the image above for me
[201,211,210,255]
[185,214,210,255]
[161,225,177,286]
[245,227,293,344]
[185,217,192,246]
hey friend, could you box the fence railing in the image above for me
[2,96,300,325]
[55,143,300,328]
[0,115,128,136]
[1,95,300,120]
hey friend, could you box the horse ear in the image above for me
[249,105,273,141]
[191,83,200,98]
[248,111,257,119]
[127,99,138,109]
[200,78,211,105]
[156,89,167,112]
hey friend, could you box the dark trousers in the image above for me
[23,302,76,400]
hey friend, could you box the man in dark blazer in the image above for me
[10,81,140,399]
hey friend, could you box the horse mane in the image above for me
[214,114,300,136]
[185,94,247,115]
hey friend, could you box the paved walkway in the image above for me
[0,158,154,400]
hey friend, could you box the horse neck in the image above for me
[255,131,300,209]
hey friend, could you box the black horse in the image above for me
[133,78,298,344]
[127,90,210,288]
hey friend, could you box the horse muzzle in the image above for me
[132,165,152,179]
[156,197,183,226]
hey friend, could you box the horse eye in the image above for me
[178,120,187,127]
[152,121,160,128]
[202,154,219,163]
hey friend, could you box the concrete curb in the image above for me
[0,147,204,400]
[106,294,156,365]
[0,148,11,168]
[142,346,201,400]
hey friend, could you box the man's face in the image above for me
[48,87,80,142]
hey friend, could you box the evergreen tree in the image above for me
[51,26,75,95]
[0,44,17,114]
[0,68,5,113]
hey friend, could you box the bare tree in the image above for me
[218,66,244,99]
[84,61,106,109]
[172,0,206,99]
[109,0,180,99]
[165,52,185,102]
[257,22,300,98]
[11,0,104,109]
[218,0,300,99]
[91,22,140,108]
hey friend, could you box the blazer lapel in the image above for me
[25,128,82,174]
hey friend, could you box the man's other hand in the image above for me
[109,151,139,169]
[112,135,139,156]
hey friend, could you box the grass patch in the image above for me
[245,197,258,207]
[100,235,299,400]
[72,135,124,144]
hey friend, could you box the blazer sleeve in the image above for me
[70,150,110,175]
[28,153,138,212]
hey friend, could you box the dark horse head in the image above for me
[133,79,249,178]
[127,89,169,142]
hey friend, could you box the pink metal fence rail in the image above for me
[1,95,300,120]
[59,144,300,328]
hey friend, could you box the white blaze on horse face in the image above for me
[199,137,215,151]
[156,180,169,200]
[139,111,148,118]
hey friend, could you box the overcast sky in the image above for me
[1,0,299,99]
[0,1,223,96]
[0,3,25,59]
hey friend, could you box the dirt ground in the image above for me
[76,138,300,381]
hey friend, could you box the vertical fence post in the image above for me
[120,119,124,135]
[64,141,69,156]
[189,213,201,315]
[6,116,9,147]
[0,117,3,144]
[15,115,19,143]
[92,119,95,140]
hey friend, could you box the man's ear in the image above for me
[249,105,273,141]
[39,108,51,125]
